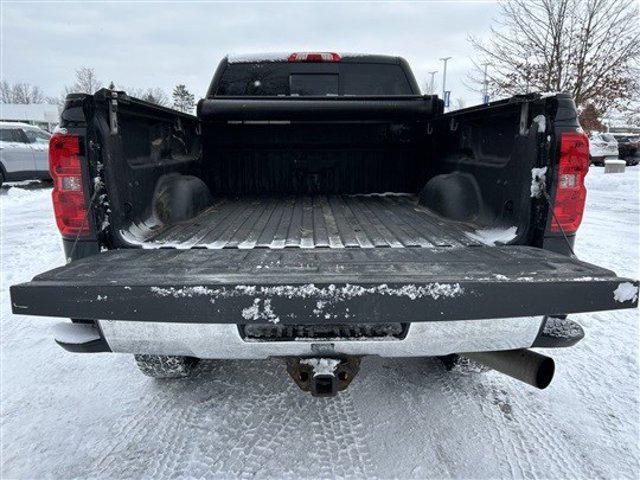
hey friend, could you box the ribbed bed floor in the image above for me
[143,195,482,249]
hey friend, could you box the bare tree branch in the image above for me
[0,80,49,104]
[468,0,640,113]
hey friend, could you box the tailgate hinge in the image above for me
[519,102,530,135]
[109,91,118,135]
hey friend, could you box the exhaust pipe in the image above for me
[464,349,555,389]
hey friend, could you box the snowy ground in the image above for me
[1,168,639,479]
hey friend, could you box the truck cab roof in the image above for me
[225,52,407,64]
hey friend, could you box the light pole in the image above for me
[482,63,490,104]
[427,70,438,95]
[439,56,452,107]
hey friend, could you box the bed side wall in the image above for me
[421,100,550,244]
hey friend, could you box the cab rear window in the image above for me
[290,74,339,96]
[216,63,414,96]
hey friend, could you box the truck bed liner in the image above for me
[136,195,483,249]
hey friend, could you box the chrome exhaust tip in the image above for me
[464,349,555,389]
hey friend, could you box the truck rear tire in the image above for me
[134,354,199,378]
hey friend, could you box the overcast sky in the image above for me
[1,1,500,106]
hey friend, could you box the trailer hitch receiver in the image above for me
[286,357,360,397]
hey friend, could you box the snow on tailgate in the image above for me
[151,283,464,323]
[150,283,464,301]
[614,282,639,303]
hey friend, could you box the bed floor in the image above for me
[141,194,482,249]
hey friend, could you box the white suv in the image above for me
[589,132,619,166]
[0,122,52,187]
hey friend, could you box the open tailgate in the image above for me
[10,247,638,324]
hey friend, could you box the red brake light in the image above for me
[49,133,90,236]
[288,52,341,62]
[551,132,589,234]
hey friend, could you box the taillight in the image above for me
[288,52,341,62]
[551,132,589,234]
[49,133,90,236]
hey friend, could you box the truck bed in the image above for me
[134,195,483,250]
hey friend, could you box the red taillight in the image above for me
[288,52,341,62]
[551,132,589,234]
[49,133,90,236]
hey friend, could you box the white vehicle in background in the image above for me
[0,122,52,187]
[589,132,618,166]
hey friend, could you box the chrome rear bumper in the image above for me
[98,316,544,359]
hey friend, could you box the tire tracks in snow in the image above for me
[495,383,582,478]
[430,358,533,479]
[559,314,640,477]
[398,360,455,479]
[312,390,372,479]
[93,395,167,474]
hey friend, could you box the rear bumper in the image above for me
[3,170,52,182]
[97,316,546,359]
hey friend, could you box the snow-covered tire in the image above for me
[134,354,199,378]
[437,354,492,375]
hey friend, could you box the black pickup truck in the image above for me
[11,52,638,396]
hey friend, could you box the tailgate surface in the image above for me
[11,247,638,324]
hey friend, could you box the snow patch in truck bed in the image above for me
[347,192,414,197]
[465,226,518,246]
